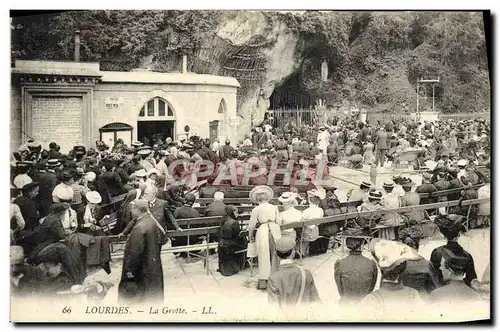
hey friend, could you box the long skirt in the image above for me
[255,222,281,285]
[218,239,246,276]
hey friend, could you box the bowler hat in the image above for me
[22,181,39,192]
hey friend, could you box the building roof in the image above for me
[12,60,101,77]
[11,60,240,88]
[100,71,240,87]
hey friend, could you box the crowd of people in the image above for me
[10,114,490,311]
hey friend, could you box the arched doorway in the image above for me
[210,98,226,142]
[137,97,176,144]
[99,122,133,147]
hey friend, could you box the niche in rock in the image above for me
[269,72,313,110]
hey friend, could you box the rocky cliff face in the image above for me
[200,11,303,137]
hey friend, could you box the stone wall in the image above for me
[10,83,22,152]
[31,96,83,152]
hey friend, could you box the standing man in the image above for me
[38,159,61,217]
[118,199,166,304]
[374,126,388,167]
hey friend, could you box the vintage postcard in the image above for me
[9,9,491,322]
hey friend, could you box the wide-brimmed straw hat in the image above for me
[249,185,274,203]
[86,191,102,204]
[368,190,383,200]
[382,181,394,189]
[369,239,421,272]
[133,169,148,178]
[360,180,372,189]
[278,192,297,204]
[46,159,61,168]
[307,187,326,200]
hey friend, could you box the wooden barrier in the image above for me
[195,185,483,206]
[279,198,488,230]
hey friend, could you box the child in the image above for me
[370,162,378,187]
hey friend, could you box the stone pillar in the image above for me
[182,55,187,74]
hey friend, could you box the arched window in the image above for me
[138,97,175,121]
[218,98,226,114]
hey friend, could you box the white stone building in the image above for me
[11,60,240,153]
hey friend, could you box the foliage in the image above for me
[11,11,490,113]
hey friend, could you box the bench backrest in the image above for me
[175,216,223,227]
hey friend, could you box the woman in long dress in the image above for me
[218,206,247,276]
[363,137,375,165]
[248,186,281,290]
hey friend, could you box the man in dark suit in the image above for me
[118,200,165,304]
[14,182,40,232]
[173,193,200,220]
[102,160,124,197]
[220,139,234,162]
[204,191,227,217]
[374,127,388,167]
[38,160,60,217]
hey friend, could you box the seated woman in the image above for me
[218,206,247,276]
[81,191,106,236]
[12,243,83,298]
[300,189,324,257]
[315,191,342,253]
[356,190,384,229]
[277,192,301,242]
[428,248,483,305]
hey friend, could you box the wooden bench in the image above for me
[108,217,223,275]
[99,193,127,210]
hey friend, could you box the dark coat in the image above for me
[430,241,477,287]
[116,189,139,233]
[31,214,66,258]
[149,199,168,229]
[14,195,40,232]
[174,205,200,220]
[400,257,439,294]
[118,214,164,304]
[205,201,228,217]
[220,145,234,161]
[334,251,378,303]
[415,183,438,205]
[38,171,58,217]
[102,171,123,197]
